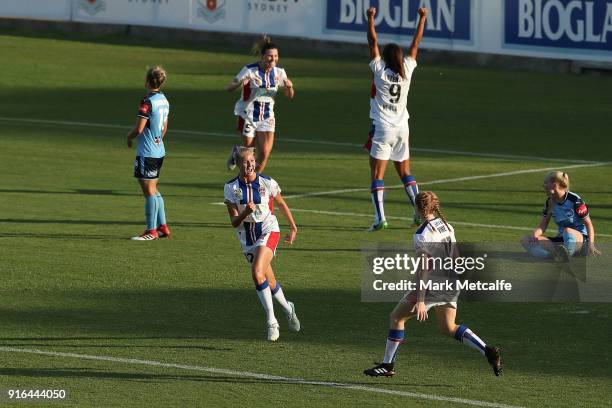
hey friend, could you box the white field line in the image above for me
[282,162,607,199]
[0,347,524,408]
[286,208,612,238]
[0,116,603,164]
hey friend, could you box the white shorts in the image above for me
[400,290,458,311]
[368,123,410,162]
[241,230,281,264]
[237,116,276,138]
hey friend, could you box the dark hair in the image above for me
[146,66,166,89]
[252,34,278,55]
[382,43,406,79]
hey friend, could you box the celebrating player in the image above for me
[226,35,295,173]
[364,7,426,231]
[521,171,601,259]
[127,66,171,241]
[364,191,502,377]
[224,149,300,341]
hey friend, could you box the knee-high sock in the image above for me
[271,282,292,315]
[256,280,277,325]
[145,195,157,231]
[401,175,418,211]
[455,325,487,355]
[156,192,166,226]
[371,179,386,224]
[383,329,404,364]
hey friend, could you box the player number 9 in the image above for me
[389,84,401,103]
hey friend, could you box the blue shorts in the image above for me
[134,156,164,180]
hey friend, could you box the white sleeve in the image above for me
[235,66,251,82]
[404,56,417,71]
[277,68,288,87]
[269,178,281,197]
[223,183,235,205]
[369,57,384,73]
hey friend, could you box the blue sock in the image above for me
[455,325,486,355]
[383,329,404,363]
[371,179,385,224]
[401,175,418,208]
[145,196,157,231]
[156,192,166,226]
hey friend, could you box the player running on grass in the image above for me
[364,192,502,377]
[521,171,601,259]
[226,35,295,173]
[364,7,426,231]
[224,149,300,341]
[127,66,171,241]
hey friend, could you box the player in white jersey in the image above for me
[226,36,295,173]
[364,192,502,378]
[364,7,426,232]
[224,149,300,341]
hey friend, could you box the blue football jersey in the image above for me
[543,191,589,236]
[136,91,169,158]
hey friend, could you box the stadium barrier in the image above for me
[1,0,611,70]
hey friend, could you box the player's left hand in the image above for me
[589,244,601,256]
[284,226,297,245]
[411,302,428,321]
[284,78,293,89]
[127,135,133,148]
[418,7,428,17]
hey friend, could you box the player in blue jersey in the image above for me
[127,66,171,241]
[225,35,295,173]
[522,171,601,258]
[364,192,502,378]
[224,149,300,341]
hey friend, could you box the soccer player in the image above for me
[364,7,426,231]
[127,66,171,241]
[364,192,502,377]
[226,35,295,173]
[224,149,300,341]
[521,171,601,258]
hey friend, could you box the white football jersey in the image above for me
[233,63,288,122]
[224,174,281,244]
[369,56,417,128]
[413,217,456,257]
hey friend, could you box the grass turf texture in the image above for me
[0,31,611,407]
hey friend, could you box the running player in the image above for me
[224,149,300,341]
[364,7,426,231]
[127,66,171,241]
[364,192,502,377]
[226,35,295,173]
[521,171,601,259]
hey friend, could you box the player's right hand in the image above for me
[127,136,133,148]
[418,7,428,17]
[244,202,256,215]
[367,7,376,18]
[411,302,428,321]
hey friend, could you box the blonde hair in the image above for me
[146,66,167,89]
[544,171,569,189]
[416,191,449,227]
[236,147,256,168]
[251,34,277,55]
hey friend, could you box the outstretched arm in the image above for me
[366,7,380,60]
[274,193,298,244]
[408,8,428,60]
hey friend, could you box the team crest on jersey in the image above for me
[233,188,243,200]
[196,0,226,23]
[258,186,267,197]
[79,0,106,16]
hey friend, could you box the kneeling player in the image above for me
[364,192,502,377]
[224,149,300,341]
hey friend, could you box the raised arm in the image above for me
[274,193,298,244]
[366,7,380,60]
[408,8,428,60]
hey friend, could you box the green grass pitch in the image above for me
[0,30,611,407]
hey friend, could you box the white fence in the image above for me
[2,0,611,63]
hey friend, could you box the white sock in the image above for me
[271,283,292,315]
[383,329,405,363]
[455,325,486,355]
[256,281,277,325]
